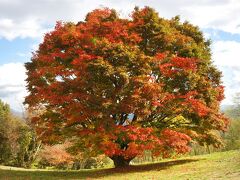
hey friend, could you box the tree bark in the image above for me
[110,155,134,168]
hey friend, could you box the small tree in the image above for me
[25,7,229,168]
[38,143,73,169]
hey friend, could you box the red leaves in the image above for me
[71,54,97,65]
[171,57,197,71]
[101,141,121,157]
[159,56,197,77]
[159,63,173,76]
[154,53,166,61]
[98,126,191,159]
[51,51,68,59]
[180,91,209,117]
[97,126,161,159]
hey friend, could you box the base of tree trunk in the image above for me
[110,155,134,168]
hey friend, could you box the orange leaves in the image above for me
[152,93,176,108]
[85,8,113,24]
[154,53,166,61]
[39,143,73,167]
[160,129,191,154]
[215,85,225,101]
[188,99,209,117]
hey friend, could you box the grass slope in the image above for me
[0,150,239,180]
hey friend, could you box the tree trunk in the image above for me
[110,155,134,168]
[207,145,211,154]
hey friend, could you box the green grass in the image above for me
[0,150,239,179]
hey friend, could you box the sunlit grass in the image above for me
[0,150,239,179]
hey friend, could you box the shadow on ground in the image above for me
[100,159,200,175]
[0,159,201,179]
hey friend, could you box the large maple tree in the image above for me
[25,7,229,167]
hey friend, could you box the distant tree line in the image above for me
[221,93,240,151]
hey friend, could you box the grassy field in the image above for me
[0,150,239,179]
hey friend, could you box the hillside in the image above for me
[0,150,239,179]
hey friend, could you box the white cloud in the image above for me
[0,18,50,40]
[211,40,240,105]
[0,63,27,111]
[0,0,240,40]
[182,0,240,34]
[220,68,240,105]
[212,40,240,67]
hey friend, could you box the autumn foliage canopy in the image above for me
[25,7,229,167]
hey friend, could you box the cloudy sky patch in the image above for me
[0,63,27,110]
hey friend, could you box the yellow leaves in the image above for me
[102,100,112,109]
[171,115,190,124]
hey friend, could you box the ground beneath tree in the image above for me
[0,150,239,179]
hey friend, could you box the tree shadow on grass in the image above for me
[94,159,201,176]
[0,158,202,179]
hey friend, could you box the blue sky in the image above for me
[203,29,240,42]
[0,0,240,111]
[0,38,36,65]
